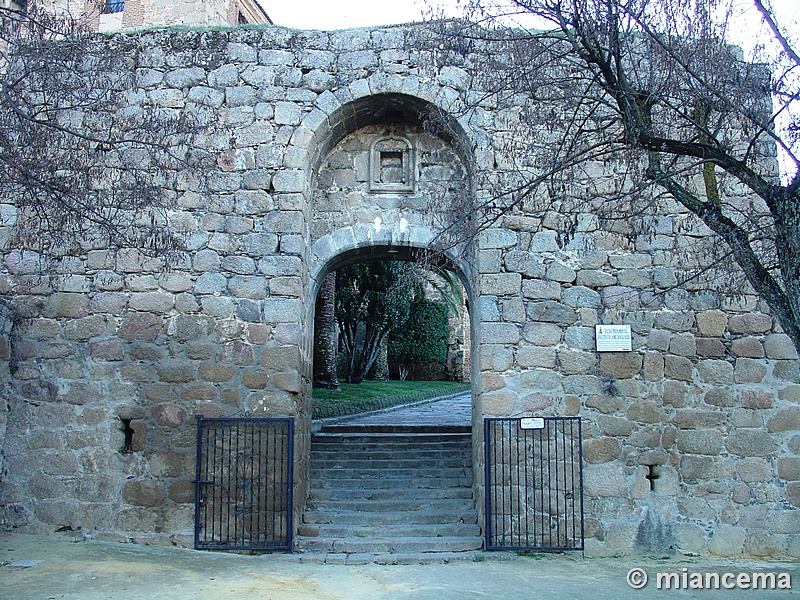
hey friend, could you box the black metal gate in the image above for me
[484,417,583,551]
[194,416,293,551]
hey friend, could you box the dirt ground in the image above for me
[2,532,799,599]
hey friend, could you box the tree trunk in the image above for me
[368,338,389,381]
[313,272,339,389]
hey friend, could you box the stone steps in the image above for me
[309,469,470,482]
[303,508,479,526]
[297,428,483,555]
[310,458,472,469]
[302,523,482,538]
[298,536,483,554]
[310,486,473,501]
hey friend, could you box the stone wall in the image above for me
[0,23,798,557]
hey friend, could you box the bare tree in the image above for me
[421,0,800,349]
[1,1,194,268]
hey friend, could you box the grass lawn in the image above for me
[312,380,470,419]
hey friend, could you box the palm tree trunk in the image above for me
[313,272,339,389]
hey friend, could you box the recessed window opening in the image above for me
[103,0,124,14]
[380,151,405,184]
[645,464,660,492]
[120,418,134,454]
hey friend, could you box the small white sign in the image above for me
[520,417,545,430]
[595,324,632,352]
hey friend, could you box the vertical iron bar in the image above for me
[514,421,520,548]
[247,421,254,547]
[226,421,233,545]
[194,417,203,548]
[578,417,584,550]
[523,427,530,548]
[271,419,277,546]
[555,419,561,548]
[484,418,492,550]
[212,422,220,545]
[256,421,263,547]
[234,420,240,546]
[286,419,294,550]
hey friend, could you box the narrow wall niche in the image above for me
[369,136,415,193]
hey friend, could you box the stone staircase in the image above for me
[295,424,483,558]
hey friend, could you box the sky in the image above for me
[265,0,799,40]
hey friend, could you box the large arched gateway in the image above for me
[1,24,798,560]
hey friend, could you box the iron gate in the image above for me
[194,416,293,551]
[484,417,583,551]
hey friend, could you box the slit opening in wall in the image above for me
[120,418,134,454]
[645,464,660,492]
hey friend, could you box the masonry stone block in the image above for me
[480,345,514,372]
[779,384,800,403]
[696,338,726,357]
[478,228,517,249]
[767,407,800,433]
[557,350,594,374]
[545,262,576,282]
[43,293,90,318]
[597,416,635,436]
[666,333,695,358]
[764,334,799,359]
[654,310,695,332]
[708,524,745,557]
[734,357,767,383]
[584,464,627,497]
[273,371,301,393]
[516,391,555,413]
[481,273,522,296]
[672,410,726,429]
[740,389,773,409]
[116,313,162,341]
[122,480,164,508]
[151,404,187,428]
[228,276,267,299]
[695,309,727,337]
[583,437,622,464]
[526,301,577,325]
[736,458,772,483]
[480,322,519,344]
[516,346,557,369]
[643,352,664,381]
[774,360,800,383]
[779,458,800,481]
[519,368,561,391]
[786,483,800,508]
[676,430,724,455]
[564,326,596,351]
[695,359,733,384]
[728,313,773,334]
[726,430,779,457]
[520,279,563,304]
[731,337,765,358]
[563,374,604,396]
[664,355,692,381]
[521,323,562,346]
[600,353,642,379]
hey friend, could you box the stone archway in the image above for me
[300,242,481,555]
[294,87,484,554]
